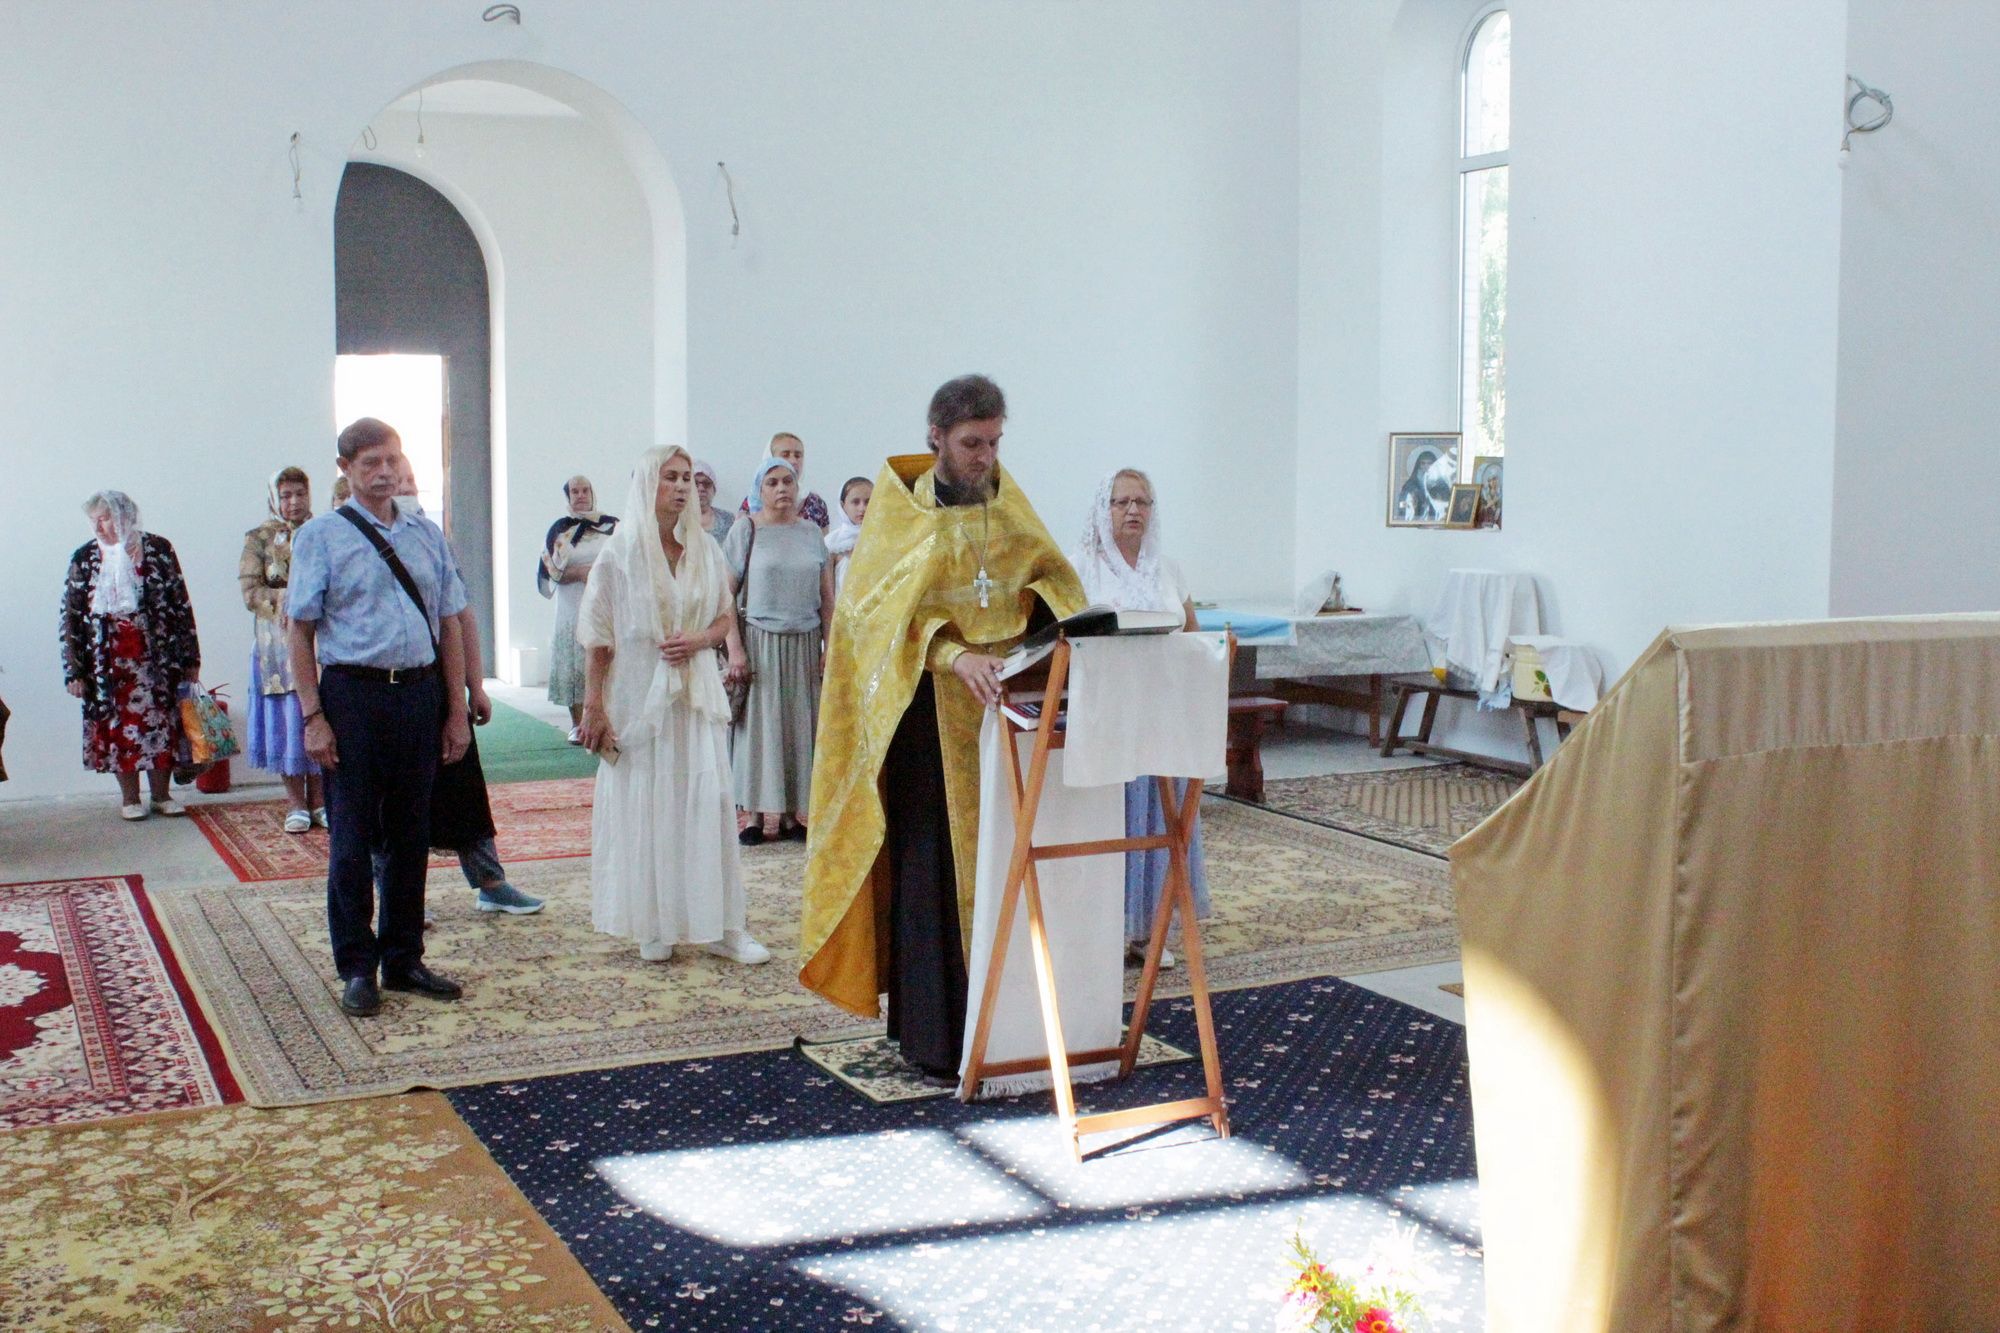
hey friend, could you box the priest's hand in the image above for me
[953,652,1006,710]
[579,701,617,756]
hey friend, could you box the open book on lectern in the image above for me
[996,604,1182,681]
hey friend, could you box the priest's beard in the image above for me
[932,457,998,507]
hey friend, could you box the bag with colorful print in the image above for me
[177,681,240,767]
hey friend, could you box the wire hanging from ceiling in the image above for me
[288,132,303,201]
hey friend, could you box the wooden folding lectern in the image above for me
[958,634,1232,1161]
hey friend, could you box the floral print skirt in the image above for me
[83,616,181,774]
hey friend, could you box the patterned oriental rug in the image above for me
[450,977,1485,1331]
[0,1093,628,1330]
[1256,763,1524,858]
[188,777,595,883]
[0,875,239,1132]
[153,799,1457,1108]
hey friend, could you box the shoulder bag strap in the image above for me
[736,517,757,618]
[335,506,441,663]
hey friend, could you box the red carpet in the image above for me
[188,777,596,883]
[0,875,240,1130]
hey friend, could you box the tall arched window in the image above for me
[1459,8,1509,474]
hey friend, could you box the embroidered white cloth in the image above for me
[958,711,1125,1096]
[1508,635,1604,711]
[1427,569,1542,695]
[1062,632,1229,789]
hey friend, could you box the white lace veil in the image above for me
[84,489,144,616]
[577,446,731,730]
[1070,469,1173,612]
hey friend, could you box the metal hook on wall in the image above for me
[718,161,741,243]
[1842,75,1893,152]
[289,132,303,202]
[482,4,522,23]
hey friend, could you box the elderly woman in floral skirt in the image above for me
[240,466,324,832]
[61,490,201,821]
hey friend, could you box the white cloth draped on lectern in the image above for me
[957,632,1230,1097]
[959,714,1125,1096]
[1062,632,1229,787]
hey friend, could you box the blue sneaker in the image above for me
[476,883,545,915]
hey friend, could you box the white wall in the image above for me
[0,1,1302,801]
[362,103,657,677]
[1297,0,1849,742]
[1829,3,2000,615]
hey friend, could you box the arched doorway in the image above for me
[333,162,496,666]
[343,62,687,683]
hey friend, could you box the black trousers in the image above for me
[883,674,967,1077]
[322,669,441,980]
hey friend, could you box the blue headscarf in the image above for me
[746,457,796,513]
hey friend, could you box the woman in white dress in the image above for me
[539,475,618,743]
[1069,468,1209,967]
[577,447,769,965]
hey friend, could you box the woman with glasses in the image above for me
[1069,468,1207,967]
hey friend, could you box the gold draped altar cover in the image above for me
[800,455,1085,1018]
[1453,616,2000,1330]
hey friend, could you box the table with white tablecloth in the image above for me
[1196,605,1432,745]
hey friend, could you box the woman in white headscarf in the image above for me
[692,459,734,545]
[239,466,323,831]
[61,490,201,821]
[578,447,768,965]
[1069,468,1209,966]
[538,475,619,743]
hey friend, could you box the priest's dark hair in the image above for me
[927,374,1005,438]
[337,416,401,462]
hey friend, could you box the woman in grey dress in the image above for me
[538,476,618,742]
[723,457,833,844]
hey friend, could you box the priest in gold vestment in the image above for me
[802,375,1086,1079]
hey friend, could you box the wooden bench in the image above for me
[1225,695,1288,803]
[1378,674,1575,777]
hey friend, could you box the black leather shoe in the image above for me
[737,825,765,846]
[382,964,464,1001]
[340,975,381,1017]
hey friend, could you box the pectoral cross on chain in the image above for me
[973,567,994,610]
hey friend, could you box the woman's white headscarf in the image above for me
[577,446,732,736]
[84,490,144,616]
[1071,469,1174,612]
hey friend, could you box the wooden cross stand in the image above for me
[958,634,1232,1161]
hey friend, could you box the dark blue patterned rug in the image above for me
[449,977,1484,1331]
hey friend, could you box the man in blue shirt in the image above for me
[288,417,473,1017]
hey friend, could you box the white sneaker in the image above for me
[120,802,148,822]
[311,807,330,829]
[151,798,187,817]
[638,940,675,962]
[566,726,584,746]
[703,930,771,965]
[283,809,312,834]
[1161,948,1176,968]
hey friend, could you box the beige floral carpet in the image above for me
[1257,762,1523,857]
[0,1093,627,1330]
[152,799,1455,1107]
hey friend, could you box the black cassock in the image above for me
[881,672,967,1078]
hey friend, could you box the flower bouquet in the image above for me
[1276,1225,1426,1333]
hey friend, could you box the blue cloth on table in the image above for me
[1124,776,1210,944]
[1194,609,1292,644]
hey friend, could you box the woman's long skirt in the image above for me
[1123,776,1211,944]
[592,701,747,948]
[82,615,180,774]
[245,650,319,777]
[546,582,588,707]
[731,626,818,814]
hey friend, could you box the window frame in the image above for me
[1456,3,1509,482]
